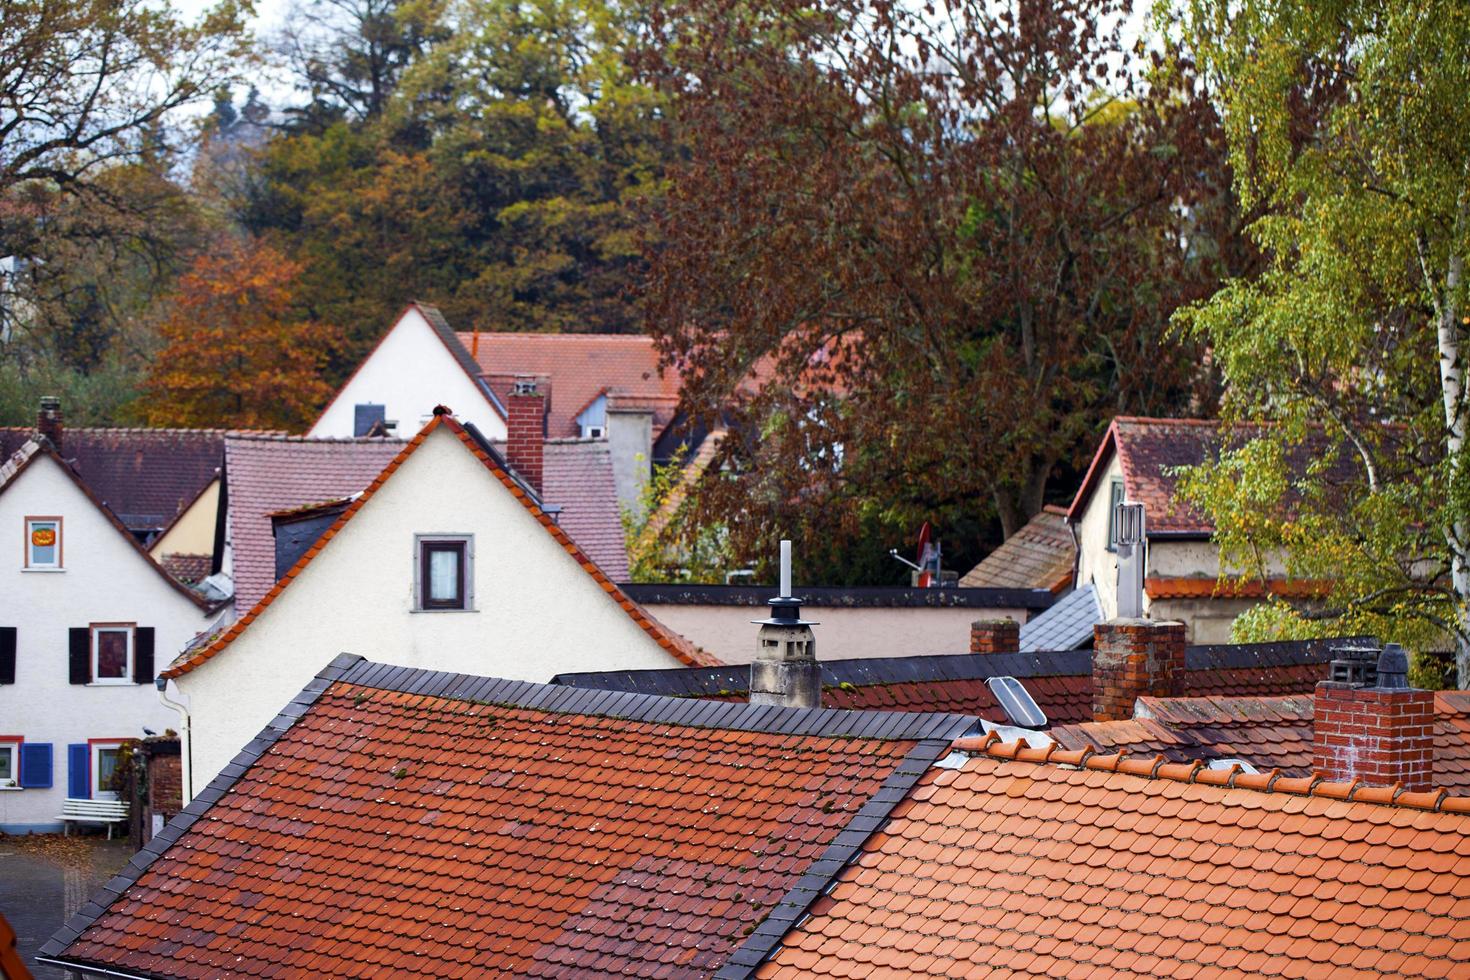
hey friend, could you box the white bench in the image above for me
[56,798,129,839]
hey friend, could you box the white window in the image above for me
[0,741,17,787]
[582,425,606,440]
[92,741,125,800]
[1105,479,1125,553]
[24,517,61,569]
[91,626,133,684]
[414,535,474,611]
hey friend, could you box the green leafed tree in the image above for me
[1170,0,1470,683]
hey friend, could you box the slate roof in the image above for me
[223,434,406,613]
[555,638,1350,728]
[1018,583,1099,651]
[40,654,970,980]
[462,332,682,439]
[0,426,227,537]
[755,734,1470,979]
[960,505,1074,592]
[1051,691,1470,791]
[168,412,717,678]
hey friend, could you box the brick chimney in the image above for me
[970,618,1019,654]
[506,376,546,496]
[37,395,63,452]
[1091,618,1185,721]
[1313,644,1434,792]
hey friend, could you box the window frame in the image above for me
[414,534,474,612]
[582,424,606,440]
[90,624,135,686]
[1105,478,1126,553]
[0,736,19,789]
[90,739,126,801]
[23,515,63,570]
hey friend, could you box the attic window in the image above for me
[25,517,61,569]
[415,535,474,611]
[1104,479,1125,553]
[582,424,606,439]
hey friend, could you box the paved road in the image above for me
[0,836,131,979]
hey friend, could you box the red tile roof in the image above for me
[158,553,213,586]
[43,655,969,979]
[1051,691,1470,792]
[960,505,1075,592]
[537,438,629,581]
[223,434,406,613]
[464,332,682,438]
[0,426,228,536]
[165,411,718,679]
[1067,417,1363,535]
[757,734,1470,979]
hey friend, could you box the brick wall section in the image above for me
[970,618,1020,654]
[506,377,546,496]
[1091,619,1186,722]
[1313,681,1435,792]
[148,752,182,819]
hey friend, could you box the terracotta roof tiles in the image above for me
[534,439,629,581]
[960,506,1075,592]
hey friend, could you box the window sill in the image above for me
[20,567,64,573]
[86,680,136,687]
[0,786,21,792]
[409,608,479,614]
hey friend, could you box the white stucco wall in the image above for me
[1075,455,1125,618]
[178,426,691,793]
[644,604,1035,665]
[0,454,212,831]
[148,478,219,559]
[310,308,506,440]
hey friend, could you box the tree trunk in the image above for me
[1435,195,1469,685]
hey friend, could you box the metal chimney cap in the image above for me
[1376,643,1411,689]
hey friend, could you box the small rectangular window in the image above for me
[416,536,472,611]
[0,741,17,786]
[25,517,61,569]
[91,625,134,684]
[91,741,125,800]
[1105,479,1125,553]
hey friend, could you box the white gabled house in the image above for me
[163,409,717,799]
[0,439,222,832]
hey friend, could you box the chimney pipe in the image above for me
[506,376,546,497]
[1091,618,1185,721]
[1313,644,1434,791]
[970,618,1019,655]
[37,396,63,452]
[749,539,821,709]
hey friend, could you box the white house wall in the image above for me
[1075,455,1124,618]
[178,426,688,793]
[0,455,211,831]
[310,308,506,440]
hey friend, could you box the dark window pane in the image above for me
[421,542,465,609]
[96,630,128,678]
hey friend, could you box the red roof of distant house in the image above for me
[223,434,406,613]
[960,505,1074,592]
[463,332,682,438]
[0,426,229,536]
[542,438,629,581]
[42,655,969,979]
[757,733,1470,979]
[1051,691,1470,791]
[166,412,717,678]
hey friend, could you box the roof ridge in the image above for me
[951,733,1470,814]
[224,433,408,444]
[457,330,657,342]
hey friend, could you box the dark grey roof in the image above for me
[1019,584,1100,651]
[620,583,1057,610]
[1186,636,1365,671]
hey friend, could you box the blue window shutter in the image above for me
[19,743,52,788]
[67,743,89,798]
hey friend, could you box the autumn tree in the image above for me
[638,0,1244,581]
[140,238,341,430]
[1170,0,1470,683]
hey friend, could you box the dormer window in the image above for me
[415,535,473,611]
[25,517,61,569]
[582,424,606,439]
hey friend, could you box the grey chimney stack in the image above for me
[749,540,821,709]
[37,395,63,452]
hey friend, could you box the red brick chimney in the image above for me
[1313,644,1434,792]
[970,618,1019,654]
[1091,619,1185,721]
[37,395,63,452]
[506,376,546,496]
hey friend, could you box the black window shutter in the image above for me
[133,627,155,685]
[0,627,14,684]
[68,628,90,685]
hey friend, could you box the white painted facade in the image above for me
[309,307,506,440]
[175,425,692,795]
[0,453,215,831]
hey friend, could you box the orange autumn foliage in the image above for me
[141,239,341,431]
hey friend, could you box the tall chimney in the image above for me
[1091,618,1185,721]
[37,396,63,452]
[970,618,1019,654]
[749,540,821,709]
[1313,644,1434,792]
[506,376,545,497]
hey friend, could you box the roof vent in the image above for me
[986,676,1047,728]
[1112,501,1146,618]
[1376,643,1410,689]
[1206,757,1259,775]
[1328,643,1379,687]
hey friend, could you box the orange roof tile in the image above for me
[41,656,971,979]
[163,410,718,678]
[960,506,1075,593]
[756,737,1470,978]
